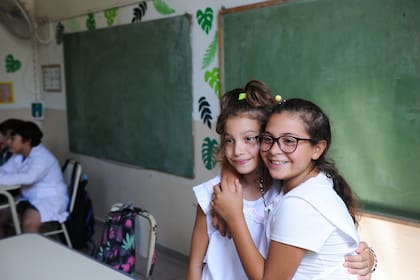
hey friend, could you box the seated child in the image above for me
[0,121,69,237]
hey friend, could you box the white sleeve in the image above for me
[0,154,20,174]
[0,150,53,186]
[192,176,221,215]
[270,196,335,252]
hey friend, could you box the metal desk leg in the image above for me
[0,190,21,234]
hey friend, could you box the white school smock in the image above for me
[193,176,280,280]
[0,144,69,223]
[267,172,359,280]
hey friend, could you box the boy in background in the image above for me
[0,121,69,237]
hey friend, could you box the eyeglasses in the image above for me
[259,134,312,153]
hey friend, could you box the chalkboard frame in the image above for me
[64,14,194,178]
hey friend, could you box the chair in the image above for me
[104,203,158,278]
[134,208,158,279]
[42,159,82,248]
[0,186,21,235]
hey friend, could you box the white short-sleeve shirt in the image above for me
[193,176,280,280]
[0,144,69,223]
[268,172,359,280]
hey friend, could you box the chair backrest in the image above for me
[62,159,82,213]
[135,209,157,279]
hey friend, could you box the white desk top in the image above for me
[0,184,20,191]
[0,233,138,280]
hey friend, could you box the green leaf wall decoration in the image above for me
[201,31,218,70]
[86,13,96,30]
[198,96,213,129]
[132,2,147,23]
[5,55,21,73]
[196,7,213,34]
[201,137,218,170]
[104,8,118,26]
[56,22,64,45]
[153,0,175,15]
[204,67,220,99]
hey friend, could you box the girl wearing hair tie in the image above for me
[188,81,375,279]
[188,80,280,279]
[212,98,375,279]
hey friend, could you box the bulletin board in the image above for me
[64,14,193,178]
[0,82,14,103]
[42,64,62,92]
[219,0,420,221]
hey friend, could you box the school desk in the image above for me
[0,185,21,234]
[0,233,138,280]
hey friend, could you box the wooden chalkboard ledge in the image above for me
[361,212,420,228]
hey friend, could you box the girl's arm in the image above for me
[186,206,209,280]
[213,181,304,279]
[214,181,375,280]
[264,241,305,280]
[0,154,51,186]
[212,180,265,279]
[265,229,375,280]
[220,161,239,191]
[210,162,238,235]
[344,241,375,280]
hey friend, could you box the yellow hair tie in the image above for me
[275,95,282,103]
[238,93,247,100]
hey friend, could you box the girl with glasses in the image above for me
[212,98,371,279]
[187,80,281,279]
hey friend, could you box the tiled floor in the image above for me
[151,245,189,280]
[79,222,188,280]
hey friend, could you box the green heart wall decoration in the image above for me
[5,55,22,73]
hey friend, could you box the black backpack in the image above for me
[64,166,95,250]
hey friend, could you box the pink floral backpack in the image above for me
[93,204,139,275]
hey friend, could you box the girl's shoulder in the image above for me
[193,175,221,194]
[193,175,221,216]
[286,172,332,198]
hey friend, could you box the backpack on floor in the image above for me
[94,205,136,274]
[93,203,157,276]
[64,172,95,250]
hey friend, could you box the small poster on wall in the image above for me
[0,82,14,103]
[42,64,62,92]
[31,101,44,120]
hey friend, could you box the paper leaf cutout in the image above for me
[201,137,218,170]
[204,67,220,99]
[153,0,175,15]
[196,7,213,34]
[199,96,213,129]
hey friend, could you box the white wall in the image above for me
[0,19,36,109]
[1,1,420,279]
[358,214,420,280]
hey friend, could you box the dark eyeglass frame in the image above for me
[259,134,313,153]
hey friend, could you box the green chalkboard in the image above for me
[64,14,193,178]
[220,0,420,220]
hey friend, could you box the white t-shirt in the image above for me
[0,144,69,223]
[267,172,359,280]
[193,176,280,280]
